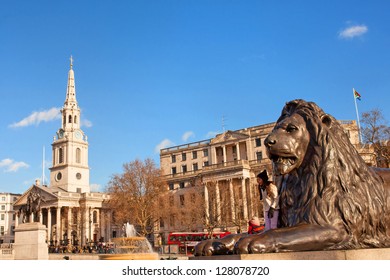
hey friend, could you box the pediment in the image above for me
[211,130,249,144]
[14,185,58,207]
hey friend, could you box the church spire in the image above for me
[65,55,77,106]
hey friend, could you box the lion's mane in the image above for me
[277,100,389,249]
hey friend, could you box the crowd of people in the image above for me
[48,242,115,254]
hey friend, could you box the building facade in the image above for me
[13,58,115,247]
[159,120,370,239]
[0,193,21,243]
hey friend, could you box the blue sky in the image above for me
[1,0,389,194]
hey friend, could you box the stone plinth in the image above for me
[14,222,48,260]
[190,248,390,260]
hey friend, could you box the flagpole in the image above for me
[353,88,363,144]
[42,146,45,186]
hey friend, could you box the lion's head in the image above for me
[265,99,389,249]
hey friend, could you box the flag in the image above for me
[354,89,361,100]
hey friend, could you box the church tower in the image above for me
[49,57,90,193]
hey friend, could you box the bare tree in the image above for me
[361,109,390,167]
[106,158,166,236]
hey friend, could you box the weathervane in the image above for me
[70,55,73,69]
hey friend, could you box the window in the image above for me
[74,116,77,124]
[171,167,177,175]
[76,173,82,180]
[1,205,5,210]
[1,197,5,201]
[68,115,72,123]
[93,211,98,223]
[255,138,261,147]
[171,155,176,163]
[256,151,263,161]
[59,148,64,164]
[192,151,197,159]
[179,182,185,189]
[1,214,4,221]
[182,165,187,173]
[193,163,198,171]
[169,183,174,190]
[56,172,62,181]
[203,161,209,167]
[0,226,4,236]
[180,195,185,206]
[232,146,237,154]
[203,149,208,157]
[182,153,187,161]
[76,148,81,163]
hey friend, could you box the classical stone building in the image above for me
[158,119,371,238]
[0,193,21,243]
[13,58,113,247]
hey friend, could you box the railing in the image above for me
[202,159,250,171]
[0,244,14,259]
[160,139,211,153]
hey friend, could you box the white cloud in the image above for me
[0,158,29,172]
[90,183,101,192]
[206,131,220,138]
[9,107,61,128]
[339,24,368,39]
[155,139,176,154]
[81,119,93,128]
[182,131,195,142]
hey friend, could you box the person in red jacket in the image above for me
[247,216,264,234]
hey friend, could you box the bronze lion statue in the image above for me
[194,99,389,256]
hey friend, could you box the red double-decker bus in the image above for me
[167,231,231,255]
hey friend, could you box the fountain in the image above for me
[99,223,159,260]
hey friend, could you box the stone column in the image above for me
[215,181,221,223]
[204,184,210,225]
[212,146,217,165]
[39,209,43,224]
[47,208,52,241]
[236,143,241,160]
[241,178,248,221]
[229,179,236,221]
[56,206,61,243]
[106,210,111,242]
[15,212,19,228]
[67,207,72,243]
[100,210,104,241]
[222,145,227,163]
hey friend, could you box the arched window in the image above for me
[76,148,81,163]
[63,115,66,127]
[59,148,64,164]
[74,115,77,124]
[68,115,72,123]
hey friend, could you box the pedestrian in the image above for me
[257,170,279,231]
[247,216,264,234]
